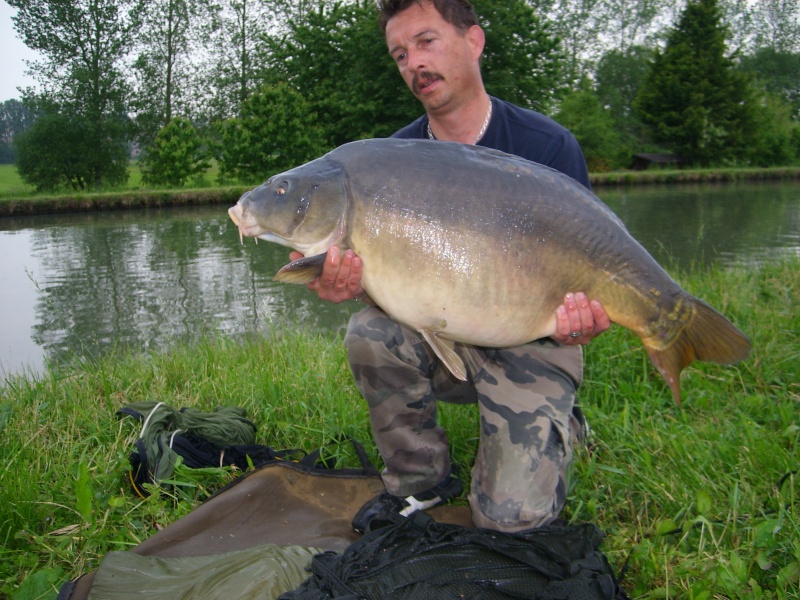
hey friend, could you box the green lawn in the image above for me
[0,162,231,200]
[3,162,799,204]
[0,163,150,198]
[0,163,34,197]
[1,259,798,598]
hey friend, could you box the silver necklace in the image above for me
[427,99,493,144]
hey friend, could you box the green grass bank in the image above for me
[2,163,800,217]
[0,162,252,216]
[0,258,798,599]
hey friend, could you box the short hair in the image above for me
[376,0,479,33]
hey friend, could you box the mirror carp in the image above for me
[229,138,750,404]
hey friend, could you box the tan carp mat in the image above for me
[58,461,474,600]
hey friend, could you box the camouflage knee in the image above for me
[344,307,451,494]
[467,342,583,532]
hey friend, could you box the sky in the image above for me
[1,3,39,102]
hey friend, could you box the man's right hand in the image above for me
[290,245,365,303]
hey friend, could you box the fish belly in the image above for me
[356,233,562,348]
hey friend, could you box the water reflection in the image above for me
[599,181,800,268]
[0,180,798,377]
[1,208,358,376]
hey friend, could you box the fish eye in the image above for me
[275,181,288,196]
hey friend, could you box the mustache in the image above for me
[412,71,443,95]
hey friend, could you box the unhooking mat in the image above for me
[58,460,625,599]
[85,544,320,600]
[57,460,429,599]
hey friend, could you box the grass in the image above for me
[0,163,257,216]
[0,259,798,599]
[2,162,799,203]
[0,163,215,198]
[0,163,242,217]
[0,163,34,198]
[591,165,800,186]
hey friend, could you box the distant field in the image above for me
[0,163,149,198]
[0,163,33,197]
[2,161,799,203]
[0,162,224,199]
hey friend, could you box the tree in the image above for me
[201,0,274,122]
[8,0,140,116]
[131,0,216,145]
[7,0,140,188]
[260,0,566,148]
[475,0,564,112]
[747,91,800,166]
[542,0,607,85]
[601,0,676,53]
[216,83,327,182]
[596,46,652,122]
[0,99,35,164]
[261,1,414,148]
[595,46,652,152]
[14,112,128,192]
[635,0,759,166]
[739,47,800,118]
[540,0,679,85]
[140,118,210,187]
[720,0,760,53]
[554,83,627,171]
[752,0,800,52]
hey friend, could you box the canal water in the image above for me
[1,179,797,377]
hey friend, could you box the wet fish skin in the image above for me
[228,138,751,403]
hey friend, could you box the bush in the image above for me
[140,118,211,187]
[554,87,628,172]
[216,83,328,183]
[14,112,128,192]
[747,91,800,167]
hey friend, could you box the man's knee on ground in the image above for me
[469,494,564,533]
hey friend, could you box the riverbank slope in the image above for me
[2,165,799,217]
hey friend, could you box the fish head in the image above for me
[228,156,348,256]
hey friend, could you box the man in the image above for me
[293,0,610,533]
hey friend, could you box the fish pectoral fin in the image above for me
[420,328,468,382]
[456,342,484,378]
[274,253,328,284]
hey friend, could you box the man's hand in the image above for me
[553,292,611,346]
[290,245,365,304]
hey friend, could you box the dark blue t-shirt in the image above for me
[392,96,591,190]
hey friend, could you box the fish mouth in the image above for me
[227,201,341,255]
[228,203,269,241]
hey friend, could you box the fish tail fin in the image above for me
[645,297,751,405]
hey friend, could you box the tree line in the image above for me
[2,0,799,192]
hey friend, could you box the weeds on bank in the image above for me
[0,259,798,599]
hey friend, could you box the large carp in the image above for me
[228,138,750,403]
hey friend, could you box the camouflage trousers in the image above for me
[345,305,586,533]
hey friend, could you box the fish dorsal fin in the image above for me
[274,253,328,284]
[420,328,468,382]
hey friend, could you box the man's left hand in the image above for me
[289,246,365,304]
[553,292,611,346]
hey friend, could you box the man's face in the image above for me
[384,1,483,114]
